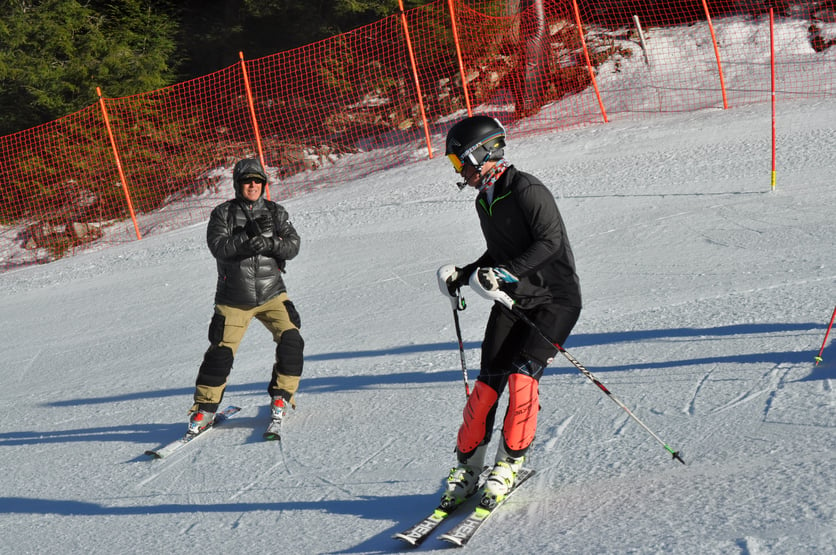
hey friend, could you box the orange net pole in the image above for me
[770,8,777,191]
[97,87,141,240]
[701,0,729,109]
[572,0,608,123]
[815,306,836,365]
[398,0,433,158]
[447,0,472,117]
[239,51,270,200]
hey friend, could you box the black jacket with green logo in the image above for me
[471,165,581,310]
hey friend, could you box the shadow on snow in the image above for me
[41,321,828,411]
[1,322,826,450]
[0,490,453,553]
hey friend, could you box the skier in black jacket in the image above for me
[437,115,581,509]
[187,158,303,436]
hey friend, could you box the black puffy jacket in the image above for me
[207,196,300,307]
[470,165,581,310]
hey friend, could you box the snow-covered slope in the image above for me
[1,59,834,555]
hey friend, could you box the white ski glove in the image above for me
[469,267,518,310]
[475,267,518,291]
[437,264,467,310]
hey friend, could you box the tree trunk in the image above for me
[515,0,549,119]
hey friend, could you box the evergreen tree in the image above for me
[0,0,444,135]
[172,0,433,80]
[0,0,177,136]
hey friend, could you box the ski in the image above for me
[393,468,491,546]
[438,468,536,547]
[144,405,241,459]
[263,418,282,441]
[393,507,452,547]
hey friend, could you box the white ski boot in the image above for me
[440,444,487,510]
[481,444,525,508]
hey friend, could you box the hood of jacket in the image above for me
[232,158,268,201]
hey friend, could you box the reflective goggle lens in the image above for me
[447,154,464,173]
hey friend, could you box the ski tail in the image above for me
[263,418,282,441]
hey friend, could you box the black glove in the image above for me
[445,267,469,295]
[245,234,274,254]
[255,214,274,237]
[244,219,261,238]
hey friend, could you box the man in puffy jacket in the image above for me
[437,115,581,509]
[187,158,303,437]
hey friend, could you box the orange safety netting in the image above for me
[1,0,834,270]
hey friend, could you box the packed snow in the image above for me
[1,29,835,555]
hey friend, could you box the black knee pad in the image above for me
[276,329,304,377]
[208,312,226,344]
[197,345,234,386]
[284,300,301,328]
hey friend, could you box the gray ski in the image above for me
[145,405,241,459]
[263,418,282,441]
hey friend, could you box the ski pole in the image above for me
[437,265,471,398]
[451,298,471,398]
[516,307,685,464]
[815,305,836,365]
[467,271,685,464]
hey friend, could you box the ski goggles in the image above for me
[447,134,500,173]
[448,151,479,173]
[447,153,465,173]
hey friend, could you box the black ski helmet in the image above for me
[232,158,268,200]
[445,115,506,173]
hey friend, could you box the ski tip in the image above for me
[263,433,281,441]
[438,534,465,547]
[144,450,162,459]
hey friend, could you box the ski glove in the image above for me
[245,234,274,254]
[255,214,274,237]
[475,267,519,292]
[469,269,516,310]
[244,214,274,237]
[437,264,468,297]
[244,219,261,238]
